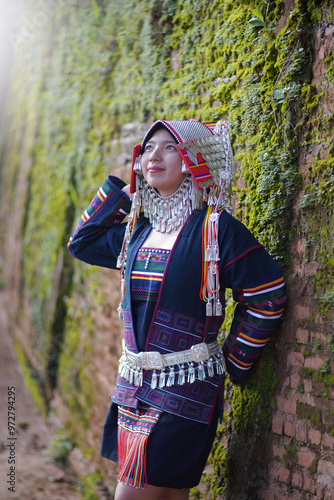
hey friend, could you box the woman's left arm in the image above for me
[67,175,131,269]
[219,213,286,381]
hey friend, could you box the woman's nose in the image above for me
[149,146,161,161]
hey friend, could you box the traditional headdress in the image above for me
[117,119,234,317]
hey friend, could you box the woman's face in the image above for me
[140,128,186,197]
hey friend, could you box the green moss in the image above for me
[13,338,47,418]
[284,443,297,463]
[43,430,74,466]
[297,402,322,425]
[75,471,104,500]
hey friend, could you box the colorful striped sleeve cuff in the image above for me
[67,177,131,254]
[223,275,286,381]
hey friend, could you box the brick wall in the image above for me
[259,12,334,498]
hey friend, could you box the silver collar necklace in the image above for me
[132,175,203,233]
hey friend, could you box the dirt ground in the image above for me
[0,290,79,500]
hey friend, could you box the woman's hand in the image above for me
[122,184,131,197]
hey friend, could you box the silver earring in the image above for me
[133,155,142,173]
[181,160,188,173]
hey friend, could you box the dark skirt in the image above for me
[100,401,219,489]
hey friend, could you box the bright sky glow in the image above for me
[0,1,14,119]
[0,2,13,74]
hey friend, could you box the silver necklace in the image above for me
[132,175,203,233]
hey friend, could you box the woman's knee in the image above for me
[114,481,165,500]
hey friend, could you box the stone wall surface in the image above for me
[259,16,334,499]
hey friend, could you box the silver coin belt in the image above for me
[118,339,226,390]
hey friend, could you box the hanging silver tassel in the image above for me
[118,356,126,378]
[178,365,186,385]
[206,299,213,316]
[117,304,123,319]
[181,159,188,173]
[159,370,166,388]
[138,367,143,386]
[207,358,215,377]
[123,364,130,382]
[134,367,139,386]
[129,367,134,385]
[133,155,142,173]
[198,362,206,381]
[151,370,158,389]
[166,367,175,387]
[187,362,196,383]
[215,354,225,375]
[215,299,223,316]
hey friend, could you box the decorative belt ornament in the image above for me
[118,340,226,389]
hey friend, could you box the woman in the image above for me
[68,120,286,500]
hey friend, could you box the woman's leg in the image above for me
[160,487,189,500]
[115,482,189,500]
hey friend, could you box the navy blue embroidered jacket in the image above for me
[68,176,286,424]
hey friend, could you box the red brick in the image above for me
[323,432,334,450]
[287,351,304,368]
[290,373,300,389]
[308,428,321,446]
[272,442,286,460]
[328,386,334,400]
[313,381,325,398]
[275,493,290,500]
[296,390,316,407]
[292,470,303,488]
[303,378,313,393]
[297,447,317,468]
[303,471,316,494]
[318,459,334,476]
[283,325,296,343]
[314,309,324,325]
[258,486,277,500]
[284,419,296,438]
[296,420,308,442]
[304,261,319,276]
[295,304,311,320]
[268,462,290,483]
[259,485,288,500]
[304,355,326,371]
[321,489,334,500]
[310,331,327,344]
[272,413,283,435]
[276,395,297,415]
[278,466,290,483]
[322,408,334,427]
[296,328,309,344]
[268,463,280,481]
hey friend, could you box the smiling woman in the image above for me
[67,119,286,500]
[140,128,186,197]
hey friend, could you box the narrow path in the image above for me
[0,291,79,500]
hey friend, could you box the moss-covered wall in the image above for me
[0,0,333,497]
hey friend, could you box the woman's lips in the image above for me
[147,166,164,173]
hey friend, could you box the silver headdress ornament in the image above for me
[117,119,234,318]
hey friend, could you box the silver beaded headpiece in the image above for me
[131,120,234,212]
